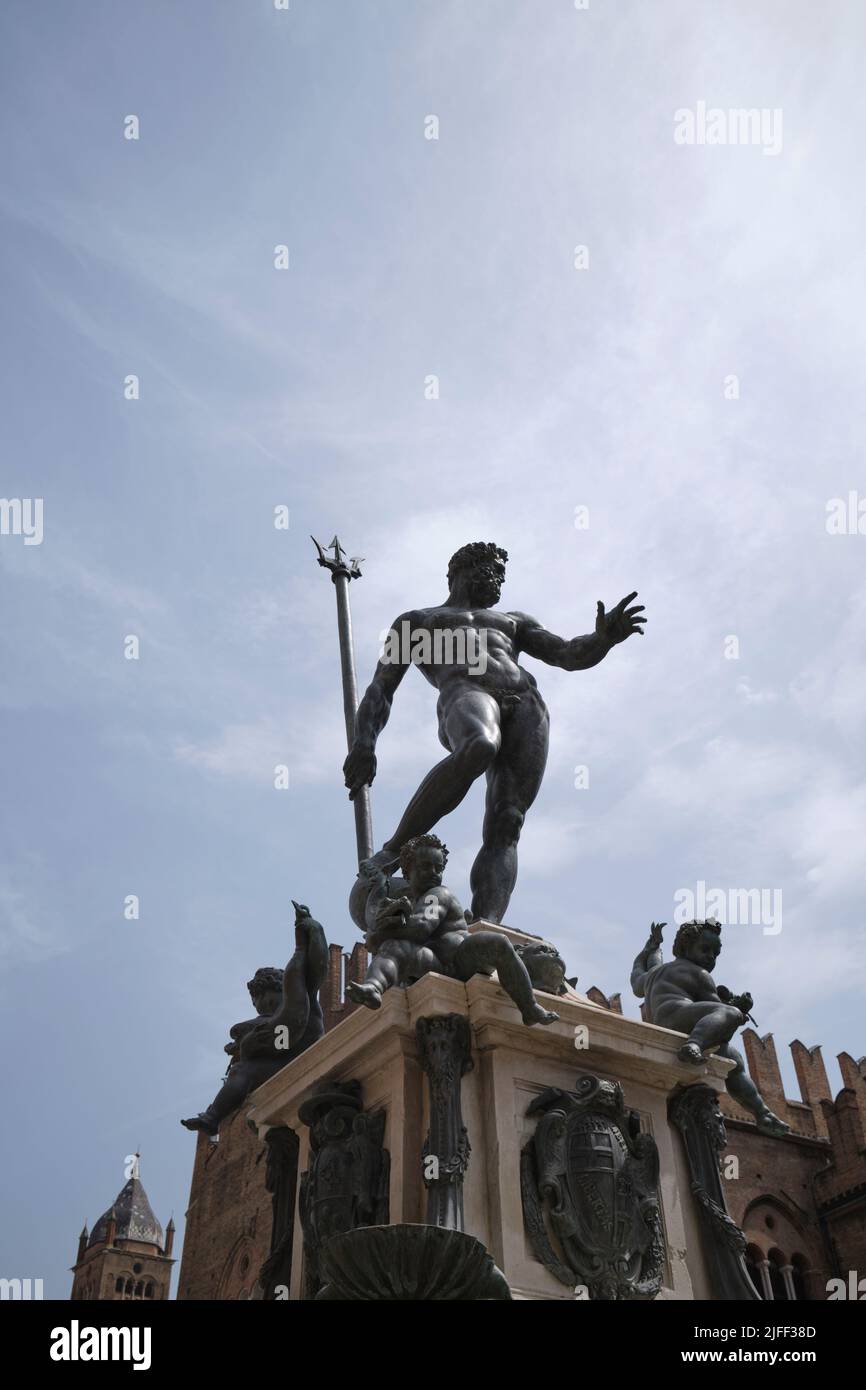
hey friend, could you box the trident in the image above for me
[311,535,374,865]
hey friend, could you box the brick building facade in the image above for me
[722,1034,866,1300]
[177,1109,273,1300]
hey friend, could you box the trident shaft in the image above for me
[311,535,374,864]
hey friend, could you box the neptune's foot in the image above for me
[360,849,400,876]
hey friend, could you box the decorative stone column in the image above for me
[258,1125,299,1300]
[780,1263,797,1301]
[669,1083,761,1301]
[757,1258,774,1300]
[416,1014,473,1230]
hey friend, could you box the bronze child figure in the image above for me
[181,902,328,1136]
[347,833,558,1026]
[631,919,789,1136]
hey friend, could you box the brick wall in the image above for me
[177,1107,273,1300]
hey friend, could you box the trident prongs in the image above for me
[311,535,364,582]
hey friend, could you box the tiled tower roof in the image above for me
[88,1176,164,1251]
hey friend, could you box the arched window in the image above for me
[125,1278,134,1297]
[145,1281,154,1298]
[134,1279,144,1298]
[115,1276,124,1293]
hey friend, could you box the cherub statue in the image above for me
[631,919,789,1136]
[515,939,572,997]
[347,833,558,1026]
[181,902,328,1136]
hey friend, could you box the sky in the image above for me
[1,0,865,1298]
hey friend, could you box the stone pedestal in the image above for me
[246,964,733,1300]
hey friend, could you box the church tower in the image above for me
[70,1157,175,1301]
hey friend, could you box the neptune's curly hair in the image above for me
[447,542,508,590]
